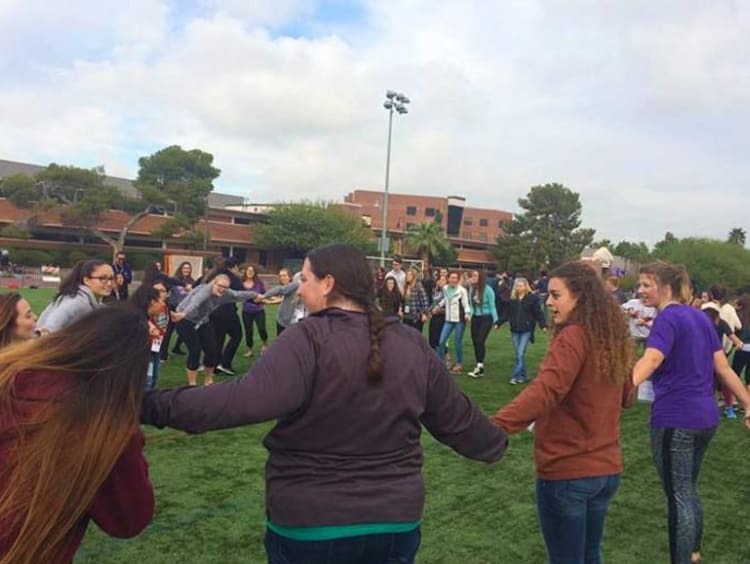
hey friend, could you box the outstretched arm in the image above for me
[141,326,314,432]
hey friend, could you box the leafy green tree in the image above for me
[254,202,376,257]
[493,183,595,273]
[405,222,452,272]
[612,240,651,262]
[727,227,747,246]
[492,220,537,275]
[1,174,39,208]
[652,237,750,291]
[0,147,220,259]
[591,238,612,250]
[135,145,220,249]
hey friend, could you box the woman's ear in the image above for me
[323,274,336,297]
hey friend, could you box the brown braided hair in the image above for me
[306,244,385,384]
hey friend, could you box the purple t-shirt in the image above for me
[647,304,720,429]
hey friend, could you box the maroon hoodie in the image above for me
[0,371,154,563]
[142,308,507,528]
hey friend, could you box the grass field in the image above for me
[16,288,750,563]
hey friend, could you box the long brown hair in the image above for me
[0,305,150,564]
[55,259,109,300]
[0,293,23,348]
[471,270,485,306]
[549,261,633,385]
[307,244,385,384]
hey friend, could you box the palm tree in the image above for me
[727,227,747,246]
[405,222,451,273]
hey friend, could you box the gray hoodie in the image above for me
[37,285,103,333]
[261,272,302,328]
[177,283,258,326]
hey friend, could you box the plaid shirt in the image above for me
[403,282,429,323]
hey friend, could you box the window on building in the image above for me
[479,218,488,227]
[362,214,372,226]
[463,218,473,226]
[233,216,252,225]
[479,232,488,242]
[406,222,416,231]
[462,231,473,240]
[425,207,435,217]
[406,206,417,216]
[498,219,505,228]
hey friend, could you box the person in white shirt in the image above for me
[622,297,657,350]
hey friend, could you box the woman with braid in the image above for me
[141,243,507,564]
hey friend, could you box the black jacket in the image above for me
[499,293,546,333]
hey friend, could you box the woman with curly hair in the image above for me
[493,261,635,563]
[633,262,750,564]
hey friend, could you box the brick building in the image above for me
[342,189,513,267]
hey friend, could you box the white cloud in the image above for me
[0,0,748,245]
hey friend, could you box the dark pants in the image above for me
[213,312,242,370]
[470,314,493,364]
[428,313,445,350]
[650,426,716,564]
[536,474,621,564]
[175,320,219,370]
[264,527,421,564]
[732,349,750,384]
[403,317,423,333]
[277,322,286,336]
[242,310,269,348]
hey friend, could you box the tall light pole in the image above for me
[379,90,410,267]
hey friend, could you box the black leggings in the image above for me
[242,310,269,347]
[428,314,445,351]
[213,313,242,369]
[471,315,493,363]
[732,350,750,384]
[176,320,219,370]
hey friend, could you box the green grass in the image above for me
[15,289,750,563]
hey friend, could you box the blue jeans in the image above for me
[438,321,465,364]
[264,528,421,564]
[650,426,716,564]
[146,352,160,390]
[536,474,621,564]
[511,331,532,381]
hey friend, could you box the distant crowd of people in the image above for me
[0,246,749,564]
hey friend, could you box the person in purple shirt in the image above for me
[241,264,268,357]
[632,261,750,564]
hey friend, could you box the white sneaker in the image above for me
[468,366,485,378]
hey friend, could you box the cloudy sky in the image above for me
[1,0,748,245]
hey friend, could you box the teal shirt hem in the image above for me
[266,519,420,541]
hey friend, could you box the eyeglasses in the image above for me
[214,284,230,290]
[89,276,115,283]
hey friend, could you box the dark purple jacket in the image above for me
[141,308,507,527]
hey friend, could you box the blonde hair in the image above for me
[510,277,530,300]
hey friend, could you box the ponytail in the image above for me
[640,261,692,304]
